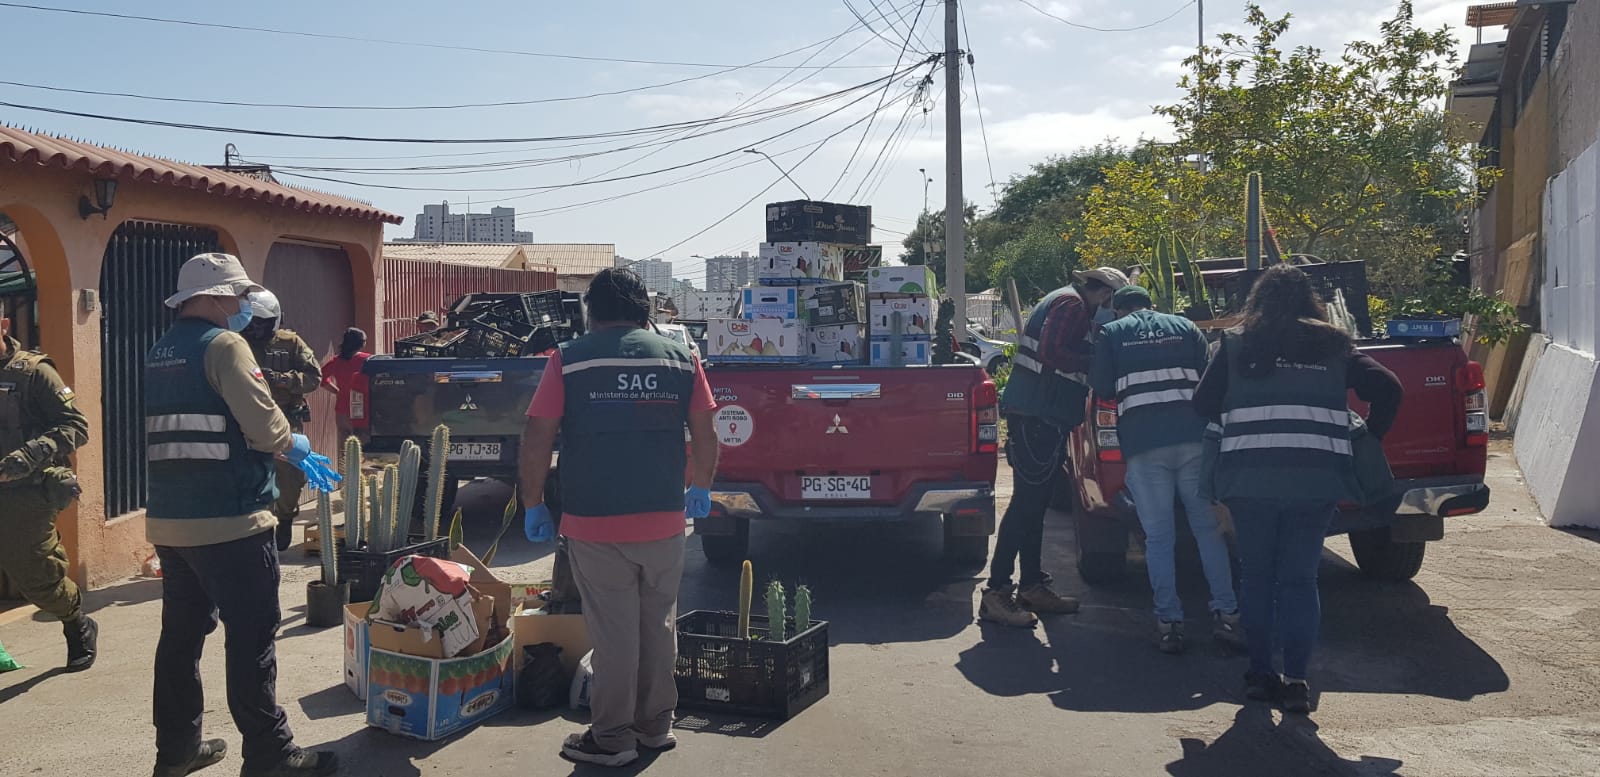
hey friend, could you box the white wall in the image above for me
[1518,137,1600,527]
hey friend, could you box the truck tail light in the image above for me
[1458,361,1488,447]
[973,379,999,454]
[1093,398,1121,462]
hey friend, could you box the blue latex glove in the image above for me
[524,504,555,543]
[685,486,712,520]
[286,433,342,493]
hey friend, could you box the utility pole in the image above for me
[1196,0,1206,174]
[944,0,966,330]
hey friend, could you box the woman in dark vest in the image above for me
[1193,265,1402,714]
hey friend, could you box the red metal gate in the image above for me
[380,257,557,350]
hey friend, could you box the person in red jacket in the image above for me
[319,328,370,439]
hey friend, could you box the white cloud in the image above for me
[893,107,1174,162]
[1005,28,1054,51]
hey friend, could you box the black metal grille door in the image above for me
[99,221,222,518]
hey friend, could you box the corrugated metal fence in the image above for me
[380,258,558,351]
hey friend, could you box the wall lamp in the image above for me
[79,177,118,220]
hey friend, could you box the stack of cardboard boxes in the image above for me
[865,265,939,366]
[707,200,872,365]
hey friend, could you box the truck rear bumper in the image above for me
[1392,476,1491,518]
[706,481,995,525]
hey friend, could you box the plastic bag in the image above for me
[569,649,594,710]
[516,643,566,710]
[0,638,21,673]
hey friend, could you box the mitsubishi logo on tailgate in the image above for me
[459,393,479,412]
[825,414,848,434]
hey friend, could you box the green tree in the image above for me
[900,204,980,293]
[1080,1,1492,299]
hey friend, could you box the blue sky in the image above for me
[0,1,1490,288]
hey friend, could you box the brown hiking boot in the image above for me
[978,587,1038,628]
[1017,583,1080,614]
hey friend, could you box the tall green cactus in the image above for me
[317,489,337,584]
[794,585,812,633]
[364,474,383,553]
[766,581,787,642]
[1172,235,1210,309]
[379,465,400,553]
[423,425,451,540]
[396,440,422,541]
[343,436,364,548]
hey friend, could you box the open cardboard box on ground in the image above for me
[512,610,592,676]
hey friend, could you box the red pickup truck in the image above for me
[1068,328,1491,585]
[696,364,1000,566]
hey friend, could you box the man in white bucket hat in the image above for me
[145,253,340,777]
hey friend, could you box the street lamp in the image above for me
[744,148,811,200]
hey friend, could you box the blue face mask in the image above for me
[216,297,252,332]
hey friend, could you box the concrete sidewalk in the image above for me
[3,444,1600,777]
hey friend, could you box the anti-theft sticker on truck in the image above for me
[715,405,754,447]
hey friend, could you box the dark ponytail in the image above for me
[339,327,367,360]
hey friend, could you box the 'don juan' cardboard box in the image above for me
[365,631,516,741]
[706,318,805,362]
[758,242,846,285]
[868,297,934,338]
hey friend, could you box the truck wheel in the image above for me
[698,519,749,567]
[942,523,990,567]
[1075,512,1128,586]
[1348,528,1427,581]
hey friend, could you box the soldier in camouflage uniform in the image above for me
[240,291,323,551]
[0,314,97,671]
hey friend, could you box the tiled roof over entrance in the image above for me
[0,125,403,225]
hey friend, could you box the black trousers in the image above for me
[153,530,294,768]
[988,415,1069,590]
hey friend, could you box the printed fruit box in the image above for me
[740,286,802,320]
[807,324,866,365]
[868,297,934,338]
[366,632,516,741]
[869,338,932,366]
[344,602,373,701]
[758,242,846,285]
[706,319,805,362]
[802,282,865,327]
[765,200,871,245]
[867,265,938,297]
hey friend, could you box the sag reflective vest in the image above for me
[1212,334,1359,503]
[144,318,277,520]
[1099,309,1208,457]
[1000,286,1091,427]
[558,327,696,517]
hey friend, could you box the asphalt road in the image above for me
[3,439,1598,777]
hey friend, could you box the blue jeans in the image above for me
[153,531,295,768]
[1226,499,1336,680]
[1125,442,1238,622]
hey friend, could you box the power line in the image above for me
[0,2,898,70]
[1013,0,1196,33]
[960,4,999,206]
[823,0,933,199]
[870,0,938,53]
[0,60,932,146]
[0,29,866,112]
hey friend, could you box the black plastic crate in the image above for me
[458,313,539,358]
[520,291,568,328]
[337,537,450,603]
[674,610,829,720]
[526,325,575,355]
[446,293,524,328]
[394,328,468,358]
[1219,261,1372,335]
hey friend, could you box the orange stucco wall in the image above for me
[0,163,387,588]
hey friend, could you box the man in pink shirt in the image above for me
[518,268,719,767]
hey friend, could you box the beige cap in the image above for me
[164,253,264,309]
[1071,266,1131,290]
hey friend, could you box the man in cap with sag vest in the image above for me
[144,253,341,777]
[519,267,719,767]
[0,313,95,671]
[979,266,1127,627]
[1090,285,1243,654]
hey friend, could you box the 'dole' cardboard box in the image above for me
[344,602,373,701]
[868,297,934,338]
[807,324,867,365]
[706,318,805,362]
[365,631,516,741]
[802,282,865,327]
[869,338,933,366]
[867,265,939,297]
[740,286,802,321]
[758,242,846,285]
